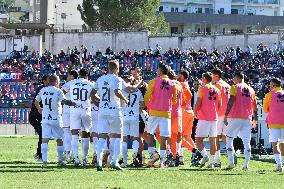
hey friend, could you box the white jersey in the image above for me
[94,74,122,116]
[122,88,143,120]
[61,82,71,113]
[35,86,65,124]
[64,78,95,109]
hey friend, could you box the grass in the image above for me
[0,136,283,189]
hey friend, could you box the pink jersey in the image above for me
[228,83,255,120]
[216,80,231,116]
[266,89,284,125]
[197,84,220,121]
[172,81,183,118]
[148,77,175,114]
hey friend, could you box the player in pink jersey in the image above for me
[212,69,231,168]
[194,72,221,168]
[263,78,284,172]
[224,72,257,171]
[144,64,177,168]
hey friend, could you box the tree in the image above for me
[77,0,168,33]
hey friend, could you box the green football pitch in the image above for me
[0,136,283,189]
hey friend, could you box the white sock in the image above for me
[160,150,166,163]
[243,139,251,167]
[226,137,234,164]
[96,138,106,166]
[282,156,284,163]
[132,140,139,156]
[41,143,48,162]
[71,135,79,161]
[274,154,282,165]
[209,155,215,164]
[82,138,90,160]
[148,147,155,158]
[215,150,221,163]
[176,142,182,155]
[92,137,98,155]
[112,138,121,165]
[122,141,128,164]
[180,148,184,157]
[201,148,208,158]
[109,138,116,164]
[63,128,72,152]
[57,145,64,161]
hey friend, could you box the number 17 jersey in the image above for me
[94,74,122,116]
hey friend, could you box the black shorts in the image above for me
[139,115,145,134]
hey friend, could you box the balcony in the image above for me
[247,0,279,5]
[187,0,213,4]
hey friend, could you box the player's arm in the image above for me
[114,89,129,104]
[139,101,145,113]
[124,80,143,93]
[35,92,42,114]
[90,89,100,106]
[253,94,258,121]
[263,92,271,113]
[193,87,202,116]
[62,99,76,106]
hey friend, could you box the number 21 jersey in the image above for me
[94,74,122,116]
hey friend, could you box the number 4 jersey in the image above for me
[64,78,95,110]
[35,86,66,124]
[94,74,123,116]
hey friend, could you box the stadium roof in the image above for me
[0,23,51,29]
[164,12,284,26]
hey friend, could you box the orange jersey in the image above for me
[180,82,193,111]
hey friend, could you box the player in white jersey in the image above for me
[35,75,75,167]
[90,100,99,165]
[63,68,96,167]
[61,70,78,162]
[94,60,129,171]
[121,74,145,167]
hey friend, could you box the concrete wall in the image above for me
[247,33,281,50]
[0,124,35,135]
[181,36,213,51]
[149,36,179,51]
[214,35,245,50]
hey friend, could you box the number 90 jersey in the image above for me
[64,78,95,109]
[35,86,66,124]
[94,74,122,116]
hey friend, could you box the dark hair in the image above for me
[68,70,78,79]
[212,69,222,78]
[234,72,244,80]
[202,72,212,82]
[158,63,169,75]
[42,75,48,82]
[179,70,189,80]
[271,78,281,87]
[79,68,89,77]
[167,69,176,80]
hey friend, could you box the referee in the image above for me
[29,76,48,162]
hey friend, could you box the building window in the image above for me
[197,8,202,13]
[219,8,224,14]
[175,8,179,12]
[36,0,40,4]
[171,8,174,12]
[159,6,163,12]
[205,8,209,14]
[62,0,67,3]
[171,27,178,34]
[231,9,238,14]
[183,9,187,12]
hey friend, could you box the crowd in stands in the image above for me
[0,42,284,111]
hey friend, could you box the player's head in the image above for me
[270,78,281,90]
[233,71,244,84]
[108,60,119,75]
[48,74,60,87]
[212,69,222,82]
[157,63,169,77]
[67,70,78,81]
[193,79,201,91]
[130,67,142,80]
[42,75,48,87]
[79,68,89,79]
[177,70,189,82]
[167,69,176,80]
[201,72,212,85]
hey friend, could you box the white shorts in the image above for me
[269,128,284,143]
[62,111,70,128]
[196,120,217,138]
[97,114,122,135]
[226,119,251,140]
[217,116,226,136]
[90,109,98,133]
[70,107,92,132]
[147,116,171,137]
[42,121,64,139]
[123,119,139,137]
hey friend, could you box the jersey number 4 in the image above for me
[44,98,52,111]
[73,88,88,101]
